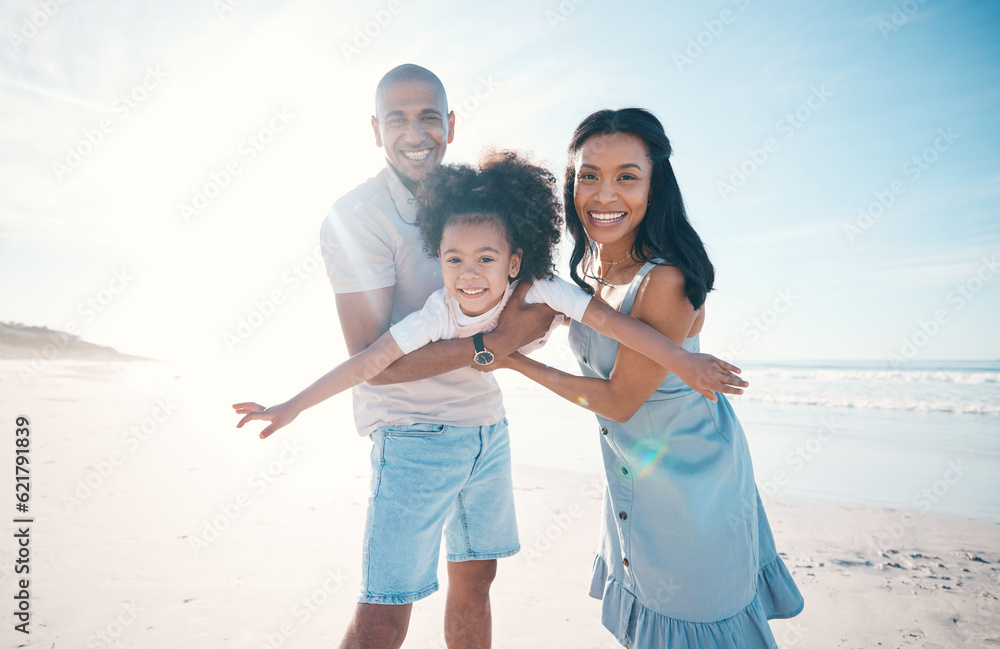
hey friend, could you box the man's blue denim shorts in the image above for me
[359,417,520,604]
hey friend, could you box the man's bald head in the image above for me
[375,64,448,119]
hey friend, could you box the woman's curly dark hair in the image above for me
[415,149,563,283]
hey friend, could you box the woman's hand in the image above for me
[233,401,301,439]
[672,354,748,403]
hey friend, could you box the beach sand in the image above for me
[1,358,998,648]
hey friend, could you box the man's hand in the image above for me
[484,281,558,359]
[233,401,301,440]
[672,354,748,403]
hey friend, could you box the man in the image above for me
[320,64,552,649]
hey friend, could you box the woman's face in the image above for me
[572,132,652,250]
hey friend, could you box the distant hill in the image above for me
[0,322,151,361]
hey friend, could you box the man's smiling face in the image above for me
[372,79,455,187]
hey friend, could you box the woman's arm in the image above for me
[501,265,721,422]
[526,276,744,397]
[497,352,637,422]
[233,331,404,439]
[579,298,744,399]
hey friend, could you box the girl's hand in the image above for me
[233,401,300,439]
[673,354,747,403]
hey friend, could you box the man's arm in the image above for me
[336,282,556,385]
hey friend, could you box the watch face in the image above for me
[474,350,495,366]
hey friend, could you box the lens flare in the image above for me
[634,439,670,478]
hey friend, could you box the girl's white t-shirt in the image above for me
[389,276,592,355]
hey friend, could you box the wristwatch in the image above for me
[472,333,495,366]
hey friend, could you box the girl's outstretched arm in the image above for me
[233,331,404,439]
[579,298,745,401]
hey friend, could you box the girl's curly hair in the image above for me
[415,149,563,283]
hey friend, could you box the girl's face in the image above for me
[573,132,652,250]
[439,218,522,317]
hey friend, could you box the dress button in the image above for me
[580,356,587,364]
[600,427,608,435]
[621,467,629,476]
[622,558,629,567]
[619,511,627,520]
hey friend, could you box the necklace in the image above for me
[588,251,636,286]
[598,251,634,266]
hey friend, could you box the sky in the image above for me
[1,0,999,371]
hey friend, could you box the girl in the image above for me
[234,150,743,439]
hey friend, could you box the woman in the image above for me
[491,109,803,647]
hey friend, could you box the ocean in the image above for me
[499,357,1000,522]
[735,360,1000,417]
